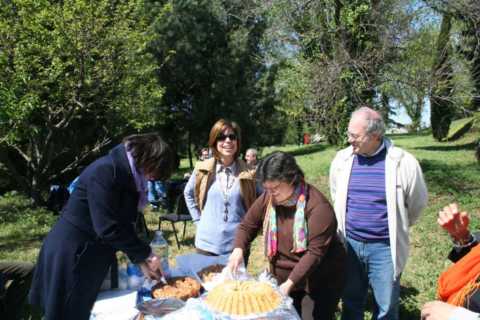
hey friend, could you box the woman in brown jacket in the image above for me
[184,119,257,257]
[228,151,346,319]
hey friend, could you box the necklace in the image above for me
[218,166,235,222]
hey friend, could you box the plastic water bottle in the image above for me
[99,267,111,291]
[127,263,144,290]
[150,230,170,278]
[118,267,128,290]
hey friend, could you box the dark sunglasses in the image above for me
[217,133,237,141]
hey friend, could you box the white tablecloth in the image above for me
[174,253,229,277]
[90,289,139,320]
[90,254,293,320]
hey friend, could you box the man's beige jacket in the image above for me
[329,138,428,277]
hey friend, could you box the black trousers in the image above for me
[0,261,39,320]
[290,288,341,320]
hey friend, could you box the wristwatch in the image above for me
[452,233,477,248]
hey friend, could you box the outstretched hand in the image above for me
[421,301,456,320]
[437,203,470,242]
[226,248,244,276]
[279,279,294,296]
[139,254,163,280]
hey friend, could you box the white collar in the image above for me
[216,161,237,174]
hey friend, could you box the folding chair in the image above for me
[158,193,192,249]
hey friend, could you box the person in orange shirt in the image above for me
[421,203,480,320]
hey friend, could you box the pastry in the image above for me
[205,280,281,316]
[151,277,201,301]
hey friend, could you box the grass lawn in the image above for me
[1,128,478,319]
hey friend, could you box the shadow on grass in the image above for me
[387,131,431,139]
[413,141,477,152]
[358,285,419,319]
[0,234,44,252]
[156,223,195,247]
[399,285,421,319]
[284,144,327,157]
[419,159,480,196]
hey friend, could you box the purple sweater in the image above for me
[346,147,389,242]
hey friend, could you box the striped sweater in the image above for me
[346,147,389,242]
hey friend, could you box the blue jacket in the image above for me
[62,144,150,262]
[29,144,150,320]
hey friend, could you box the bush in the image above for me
[282,122,300,145]
[446,113,479,141]
[0,191,55,225]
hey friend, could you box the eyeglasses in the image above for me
[217,133,237,141]
[263,182,282,194]
[262,180,293,194]
[346,132,368,140]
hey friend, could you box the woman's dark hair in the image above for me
[123,133,176,181]
[256,151,304,186]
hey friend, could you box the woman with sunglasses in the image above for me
[227,151,346,320]
[184,119,257,258]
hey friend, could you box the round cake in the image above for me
[152,277,201,301]
[205,280,281,316]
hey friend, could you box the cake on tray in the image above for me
[205,280,281,316]
[152,277,201,301]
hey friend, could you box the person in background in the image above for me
[67,176,80,194]
[67,167,85,195]
[228,151,346,319]
[184,119,257,258]
[147,180,169,211]
[46,183,69,214]
[421,203,480,320]
[329,106,428,320]
[199,147,210,161]
[29,133,176,320]
[244,148,258,170]
[0,261,39,320]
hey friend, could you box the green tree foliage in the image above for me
[449,1,480,112]
[273,58,314,141]
[147,0,281,162]
[383,26,437,131]
[426,0,480,113]
[267,0,408,145]
[0,0,163,203]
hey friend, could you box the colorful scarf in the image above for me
[264,183,308,259]
[437,243,480,307]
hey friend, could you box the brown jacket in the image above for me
[194,158,256,213]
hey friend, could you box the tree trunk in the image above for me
[430,13,455,141]
[470,53,480,110]
[30,174,46,206]
[475,139,480,164]
[187,131,193,170]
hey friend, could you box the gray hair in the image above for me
[246,148,257,155]
[351,106,385,138]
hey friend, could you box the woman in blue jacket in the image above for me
[29,133,175,320]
